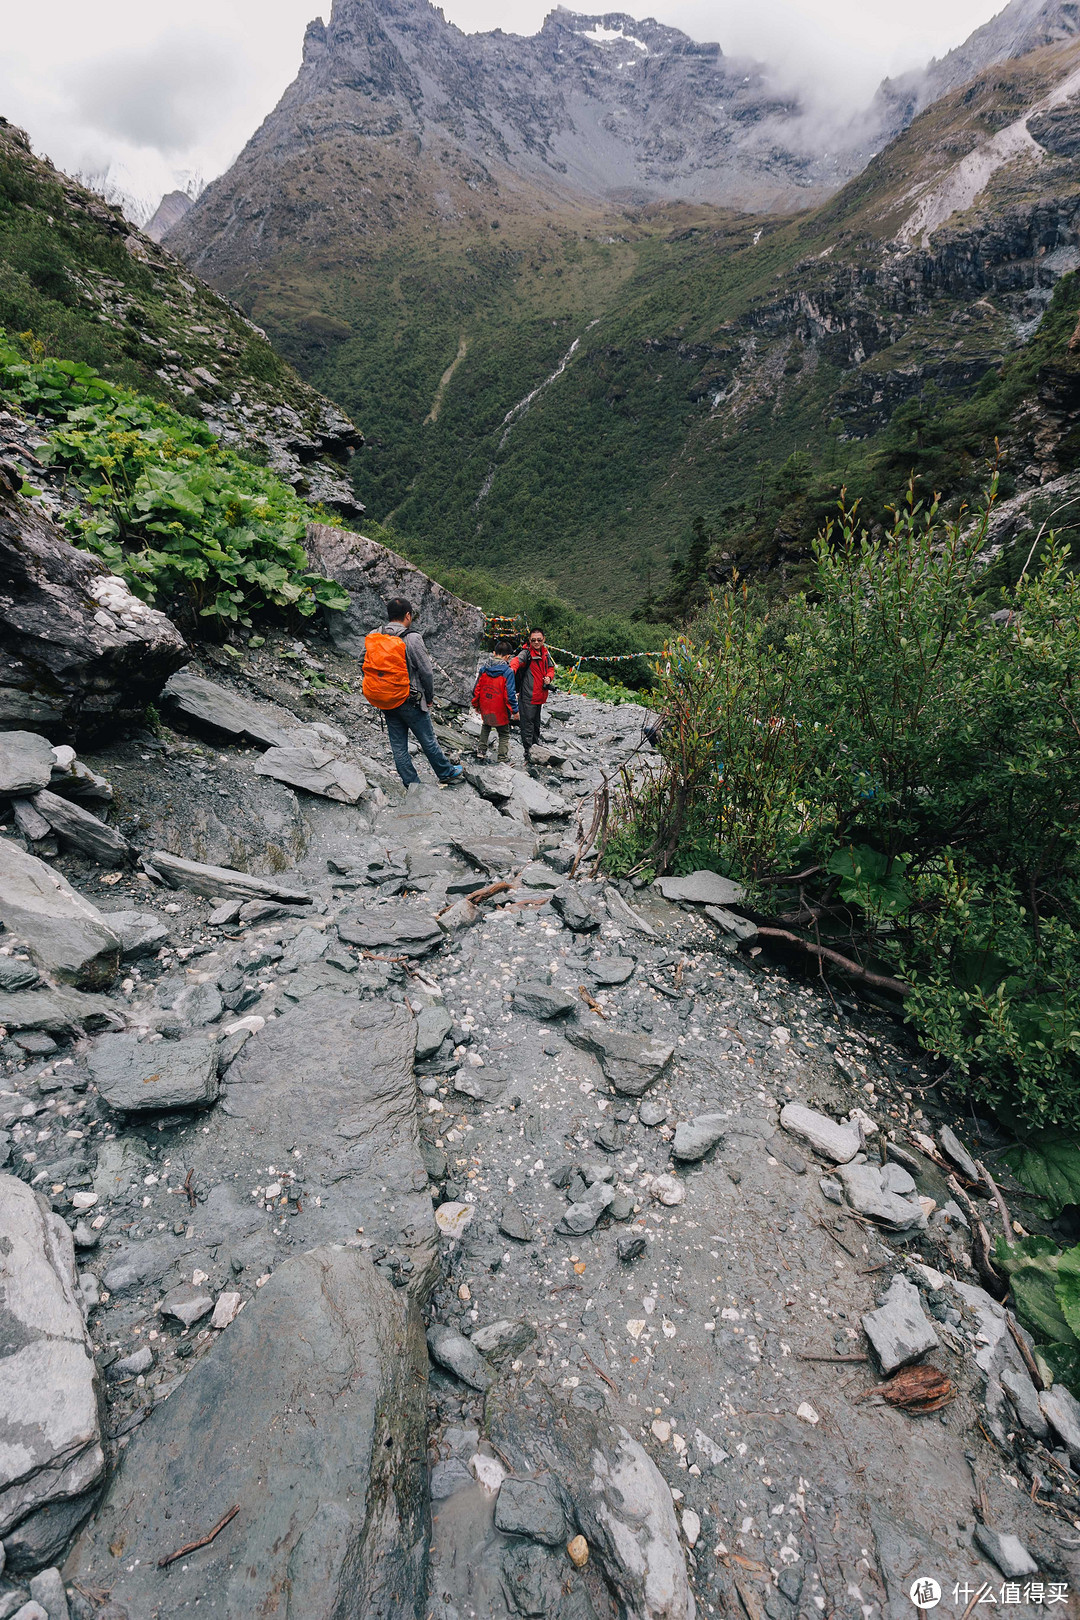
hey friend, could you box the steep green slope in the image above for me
[0,118,361,514]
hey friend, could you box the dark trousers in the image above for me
[519,701,543,754]
[384,700,455,786]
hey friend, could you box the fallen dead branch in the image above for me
[158,1503,240,1567]
[755,927,909,997]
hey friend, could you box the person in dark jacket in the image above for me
[513,628,557,766]
[472,639,518,763]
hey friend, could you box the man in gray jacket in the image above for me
[368,597,464,788]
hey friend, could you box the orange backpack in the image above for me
[362,631,411,710]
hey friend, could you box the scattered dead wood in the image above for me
[578,984,607,1019]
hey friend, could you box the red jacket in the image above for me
[472,658,518,726]
[513,645,556,707]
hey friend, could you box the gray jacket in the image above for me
[383,619,435,711]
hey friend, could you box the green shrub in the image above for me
[0,335,349,628]
[610,486,1080,1123]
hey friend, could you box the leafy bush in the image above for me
[609,487,1080,1124]
[0,337,349,627]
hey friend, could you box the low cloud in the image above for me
[64,30,246,156]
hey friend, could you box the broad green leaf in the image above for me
[1011,1266,1077,1345]
[1042,1341,1080,1395]
[826,844,912,916]
[1002,1131,1080,1218]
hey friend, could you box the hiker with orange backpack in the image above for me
[361,598,464,789]
[471,639,518,764]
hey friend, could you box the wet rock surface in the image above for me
[67,1245,430,1618]
[0,640,1070,1616]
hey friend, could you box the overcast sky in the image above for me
[1,0,1007,213]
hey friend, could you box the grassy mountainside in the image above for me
[0,118,362,515]
[171,37,1080,611]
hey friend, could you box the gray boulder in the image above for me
[427,1323,493,1390]
[1039,1384,1080,1466]
[28,791,130,867]
[305,521,486,707]
[550,886,601,932]
[972,1526,1038,1579]
[148,850,311,905]
[0,474,186,743]
[566,1021,674,1096]
[588,955,636,985]
[703,904,758,943]
[0,841,121,989]
[452,834,537,875]
[938,1124,980,1183]
[86,1032,219,1114]
[97,910,169,960]
[494,1477,569,1545]
[0,1174,103,1555]
[67,1247,430,1618]
[862,1276,940,1374]
[469,1319,536,1362]
[253,745,367,804]
[837,1162,926,1230]
[653,870,745,905]
[488,1380,695,1620]
[672,1115,728,1162]
[0,733,54,797]
[414,1003,453,1060]
[555,1180,614,1234]
[513,981,576,1020]
[505,770,569,820]
[0,956,39,993]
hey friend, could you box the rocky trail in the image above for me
[2,617,1080,1620]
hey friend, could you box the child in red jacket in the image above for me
[472,639,519,763]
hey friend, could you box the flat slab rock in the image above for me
[652,870,745,906]
[86,1031,220,1114]
[862,1275,940,1374]
[30,789,130,866]
[672,1114,728,1162]
[513,981,577,1019]
[253,744,367,804]
[780,1102,860,1164]
[148,850,311,905]
[338,906,444,955]
[0,731,55,797]
[566,1020,674,1096]
[0,1173,103,1544]
[451,835,536,875]
[67,1246,430,1619]
[162,667,317,749]
[0,840,121,990]
[0,985,119,1034]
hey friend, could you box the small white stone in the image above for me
[470,1453,507,1493]
[796,1402,820,1424]
[211,1291,243,1330]
[681,1508,702,1547]
[651,1419,671,1443]
[71,1190,99,1211]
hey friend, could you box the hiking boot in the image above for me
[443,765,465,786]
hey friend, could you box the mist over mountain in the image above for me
[157,0,1080,610]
